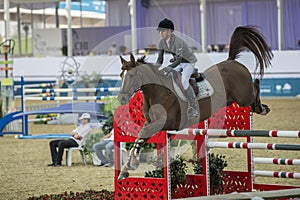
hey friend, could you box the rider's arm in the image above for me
[156,40,165,65]
[168,53,183,68]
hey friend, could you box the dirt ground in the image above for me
[1,98,300,200]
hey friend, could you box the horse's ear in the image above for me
[130,53,136,67]
[120,55,126,64]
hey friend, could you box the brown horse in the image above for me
[117,26,273,180]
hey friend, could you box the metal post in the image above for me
[17,6,22,56]
[4,0,10,40]
[277,0,283,51]
[66,0,73,56]
[199,0,207,53]
[55,2,59,28]
[129,0,137,54]
[21,77,25,135]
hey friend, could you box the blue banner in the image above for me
[59,0,105,13]
[260,78,300,97]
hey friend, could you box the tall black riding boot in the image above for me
[185,86,199,119]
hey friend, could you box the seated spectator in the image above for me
[108,43,118,55]
[92,128,114,167]
[48,113,91,166]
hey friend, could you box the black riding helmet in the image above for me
[157,18,174,32]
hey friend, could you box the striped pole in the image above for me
[254,157,300,165]
[206,141,300,151]
[254,170,300,179]
[15,82,56,89]
[169,129,300,138]
[24,87,120,93]
[24,96,113,101]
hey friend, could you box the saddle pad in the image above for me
[196,79,214,100]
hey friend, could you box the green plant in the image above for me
[125,142,156,152]
[100,96,120,134]
[192,153,227,194]
[145,155,187,195]
[34,114,56,124]
[83,132,104,155]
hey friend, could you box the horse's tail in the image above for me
[227,26,273,77]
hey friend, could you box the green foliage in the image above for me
[100,96,120,134]
[192,153,228,194]
[27,190,114,200]
[34,114,55,124]
[83,132,104,155]
[103,96,120,116]
[13,37,32,55]
[125,142,156,152]
[145,155,187,195]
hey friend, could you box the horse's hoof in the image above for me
[261,104,270,115]
[118,171,129,180]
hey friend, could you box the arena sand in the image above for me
[0,98,300,199]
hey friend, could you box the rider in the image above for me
[156,18,199,119]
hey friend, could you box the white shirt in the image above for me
[70,123,91,147]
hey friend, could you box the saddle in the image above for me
[172,68,205,96]
[161,67,213,101]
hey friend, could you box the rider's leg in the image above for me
[178,63,199,119]
[185,85,199,119]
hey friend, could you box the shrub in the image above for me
[83,132,104,155]
[145,155,187,195]
[192,153,227,194]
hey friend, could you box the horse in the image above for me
[117,26,273,180]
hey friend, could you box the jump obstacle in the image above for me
[0,76,120,138]
[113,91,300,200]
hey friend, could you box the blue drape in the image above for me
[108,0,300,51]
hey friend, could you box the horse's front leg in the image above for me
[118,104,167,180]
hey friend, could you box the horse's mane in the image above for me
[135,55,168,82]
[136,56,147,64]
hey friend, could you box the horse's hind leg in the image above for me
[251,79,270,115]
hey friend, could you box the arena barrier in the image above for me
[0,76,120,137]
[113,91,300,200]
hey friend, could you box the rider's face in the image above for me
[159,29,171,40]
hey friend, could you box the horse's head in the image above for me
[118,54,143,105]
